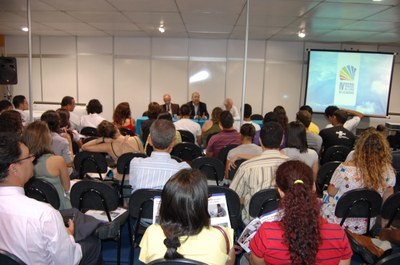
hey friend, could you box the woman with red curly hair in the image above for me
[250,160,352,265]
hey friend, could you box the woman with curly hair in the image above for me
[250,160,352,265]
[0,110,23,135]
[113,102,136,133]
[201,106,222,147]
[321,128,395,234]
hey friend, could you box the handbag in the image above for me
[345,229,384,264]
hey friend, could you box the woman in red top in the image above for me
[113,102,135,133]
[250,160,352,265]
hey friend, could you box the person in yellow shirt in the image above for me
[300,105,320,134]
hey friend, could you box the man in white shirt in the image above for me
[129,119,190,193]
[324,105,364,132]
[0,133,101,265]
[224,98,240,120]
[242,103,261,131]
[61,96,80,130]
[174,104,202,145]
[12,95,30,126]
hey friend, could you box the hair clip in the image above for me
[294,179,304,185]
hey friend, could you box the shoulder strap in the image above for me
[212,225,229,254]
[110,141,119,159]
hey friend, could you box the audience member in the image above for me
[206,111,241,158]
[225,124,262,178]
[140,102,162,143]
[250,160,352,265]
[61,96,80,130]
[299,105,320,134]
[161,94,180,116]
[224,98,240,120]
[129,119,190,193]
[324,105,364,132]
[81,120,143,165]
[23,121,72,210]
[174,104,202,145]
[319,109,356,155]
[252,111,279,146]
[80,99,105,128]
[0,110,23,135]
[0,99,13,113]
[243,103,261,131]
[201,107,222,147]
[113,102,136,134]
[139,168,235,265]
[186,91,209,119]
[57,108,81,148]
[282,121,319,178]
[296,110,323,154]
[230,122,288,223]
[12,94,30,125]
[41,110,74,171]
[0,133,101,264]
[321,128,395,234]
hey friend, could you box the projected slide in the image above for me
[305,50,394,117]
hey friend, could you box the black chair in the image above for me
[70,179,128,265]
[0,249,26,265]
[24,177,61,209]
[392,151,400,192]
[208,185,243,232]
[116,152,147,205]
[321,145,351,165]
[171,143,202,164]
[146,144,153,156]
[380,192,400,228]
[249,189,279,218]
[80,127,98,137]
[74,151,108,180]
[217,144,239,167]
[316,161,341,197]
[148,258,206,265]
[178,130,195,143]
[227,159,246,180]
[119,127,135,136]
[82,136,97,144]
[171,155,183,162]
[250,114,263,120]
[335,188,382,234]
[192,157,224,186]
[129,189,163,265]
[375,252,400,265]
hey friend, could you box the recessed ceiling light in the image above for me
[21,27,28,32]
[158,24,165,33]
[298,29,306,38]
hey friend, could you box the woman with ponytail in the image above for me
[250,160,352,265]
[139,169,235,265]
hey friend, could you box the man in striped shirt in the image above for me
[230,122,288,224]
[129,119,190,193]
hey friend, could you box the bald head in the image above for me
[224,98,233,110]
[163,94,171,104]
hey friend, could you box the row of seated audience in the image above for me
[0,91,397,264]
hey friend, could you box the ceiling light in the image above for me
[298,29,306,38]
[21,27,28,32]
[158,24,165,33]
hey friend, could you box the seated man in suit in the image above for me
[161,93,180,117]
[187,91,209,119]
[0,133,102,265]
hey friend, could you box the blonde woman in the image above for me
[22,120,71,210]
[321,128,395,234]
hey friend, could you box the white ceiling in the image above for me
[1,0,400,45]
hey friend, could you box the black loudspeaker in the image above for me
[0,57,17,85]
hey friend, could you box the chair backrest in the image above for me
[250,114,263,120]
[392,151,400,192]
[116,152,147,175]
[208,185,243,230]
[24,177,61,209]
[249,189,279,218]
[321,145,351,165]
[70,179,119,222]
[227,159,246,180]
[148,258,206,265]
[178,130,195,143]
[80,127,98,137]
[316,161,341,196]
[171,143,202,163]
[374,252,400,265]
[335,188,382,232]
[119,127,135,136]
[192,157,224,186]
[0,249,26,265]
[74,151,108,179]
[380,192,400,228]
[217,144,239,166]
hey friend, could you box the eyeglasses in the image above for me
[12,154,35,164]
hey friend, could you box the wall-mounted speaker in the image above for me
[0,57,18,85]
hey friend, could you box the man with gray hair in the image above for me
[129,119,190,193]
